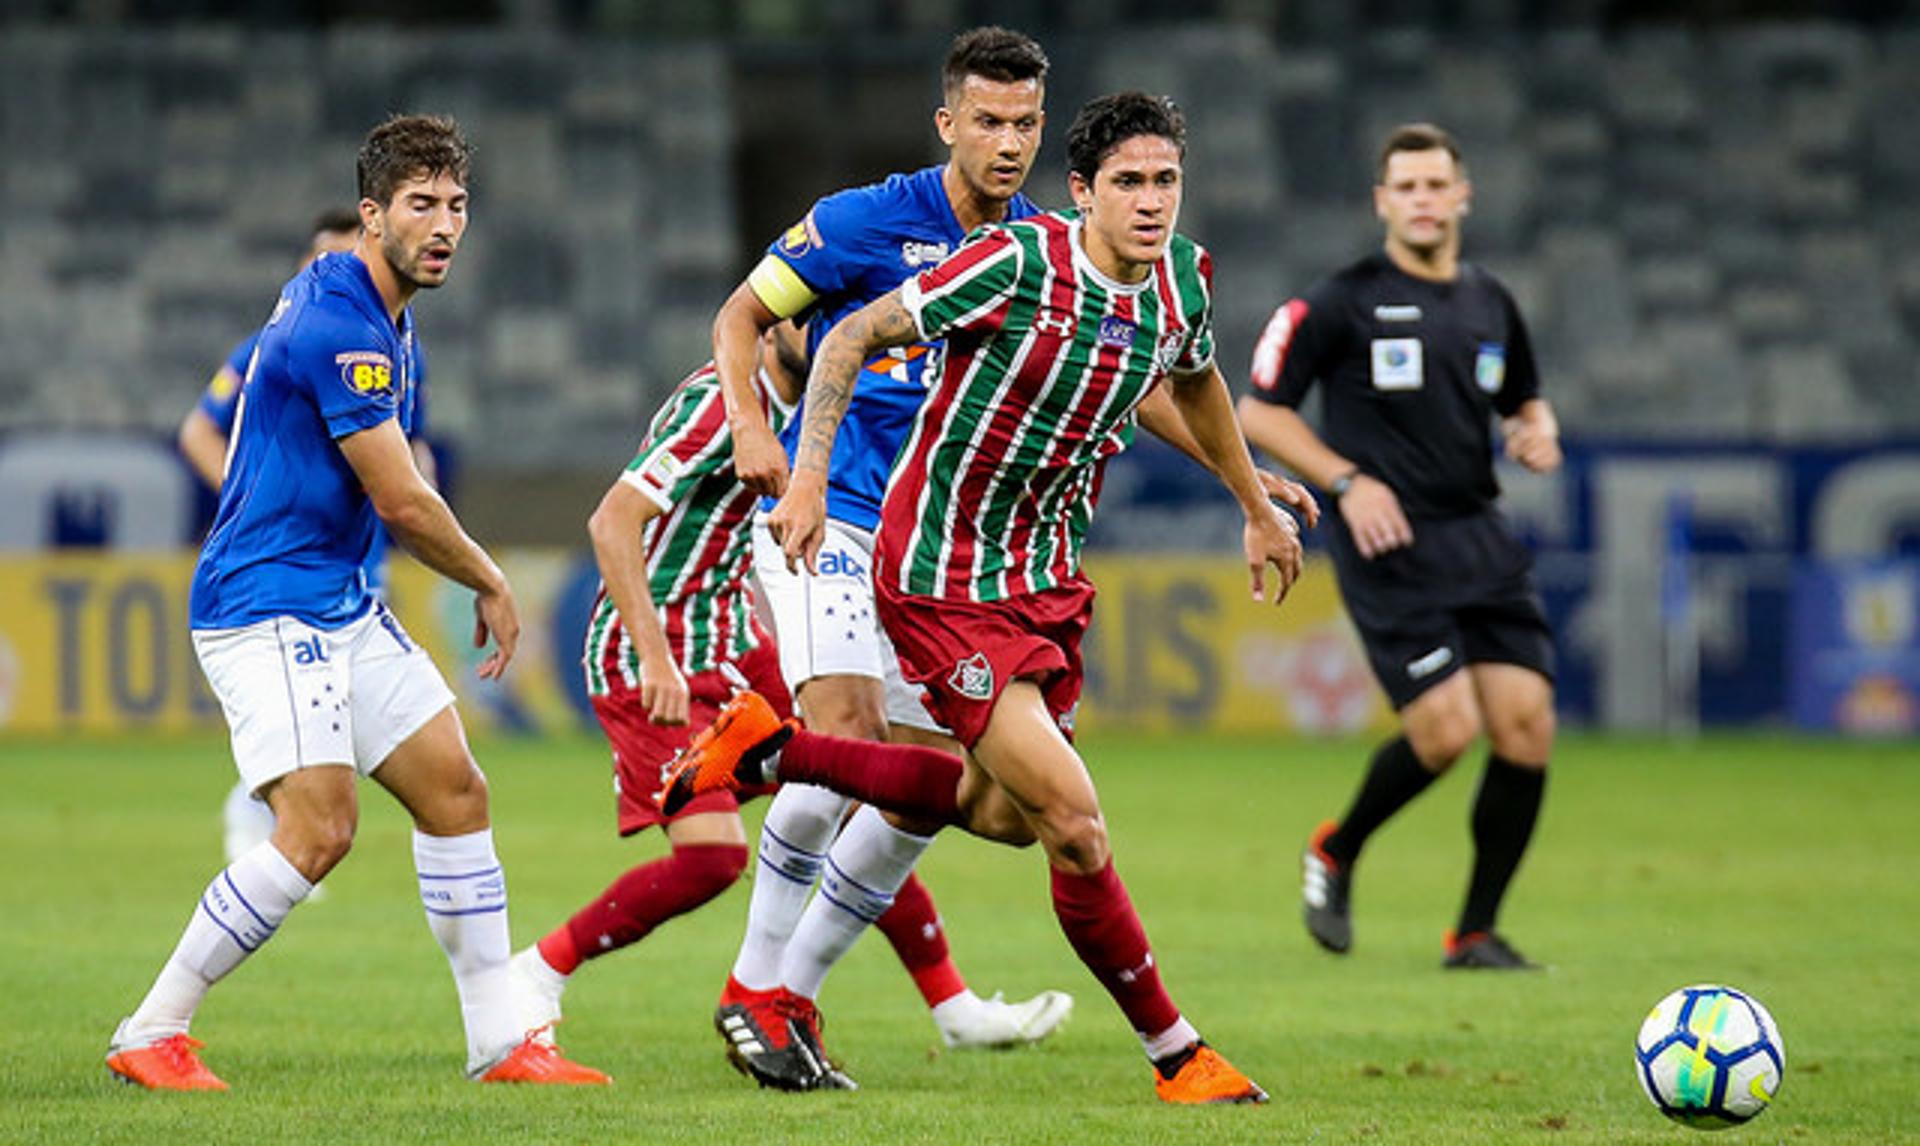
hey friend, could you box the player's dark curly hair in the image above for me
[943,25,1049,99]
[357,114,473,206]
[1375,122,1466,182]
[1066,92,1186,184]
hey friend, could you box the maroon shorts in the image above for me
[874,576,1095,749]
[593,633,792,835]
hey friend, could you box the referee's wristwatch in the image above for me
[1328,468,1362,498]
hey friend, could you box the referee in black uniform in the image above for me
[1238,123,1561,969]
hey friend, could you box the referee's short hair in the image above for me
[1375,123,1466,182]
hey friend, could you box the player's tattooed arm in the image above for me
[769,289,919,572]
[791,290,920,477]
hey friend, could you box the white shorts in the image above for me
[192,602,456,796]
[751,513,946,734]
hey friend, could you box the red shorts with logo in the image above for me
[593,633,792,835]
[874,576,1095,750]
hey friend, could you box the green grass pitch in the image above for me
[2,730,1916,1143]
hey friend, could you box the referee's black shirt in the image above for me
[1247,252,1539,520]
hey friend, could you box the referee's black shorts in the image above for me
[1326,507,1555,710]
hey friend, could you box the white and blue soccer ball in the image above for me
[1634,984,1785,1129]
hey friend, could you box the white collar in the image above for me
[1068,216,1153,296]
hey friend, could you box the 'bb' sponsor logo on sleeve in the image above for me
[337,351,394,394]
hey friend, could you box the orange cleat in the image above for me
[657,691,796,815]
[475,1032,612,1085]
[106,1027,229,1092]
[1153,1043,1269,1105]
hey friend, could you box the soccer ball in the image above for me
[1633,984,1785,1129]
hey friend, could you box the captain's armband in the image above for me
[746,256,818,321]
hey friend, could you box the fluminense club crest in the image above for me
[948,652,995,701]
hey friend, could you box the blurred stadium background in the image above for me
[3,0,1918,742]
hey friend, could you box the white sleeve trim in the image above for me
[617,467,676,514]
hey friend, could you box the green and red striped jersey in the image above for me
[879,212,1215,602]
[584,363,789,695]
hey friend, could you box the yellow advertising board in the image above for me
[0,552,584,736]
[0,551,1388,737]
[1076,554,1390,735]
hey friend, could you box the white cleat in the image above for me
[507,946,567,1045]
[936,989,1075,1050]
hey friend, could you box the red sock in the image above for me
[541,843,748,974]
[1051,859,1180,1036]
[875,873,967,1008]
[778,731,964,825]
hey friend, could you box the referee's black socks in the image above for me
[1323,736,1437,867]
[1458,753,1546,936]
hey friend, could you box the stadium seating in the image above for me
[1,19,1917,465]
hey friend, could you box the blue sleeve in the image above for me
[290,306,400,440]
[765,186,878,299]
[196,332,259,433]
[224,331,261,378]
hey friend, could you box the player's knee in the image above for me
[416,761,490,835]
[275,815,356,882]
[810,708,889,742]
[796,685,888,741]
[1039,809,1109,873]
[1491,701,1555,765]
[1410,707,1481,770]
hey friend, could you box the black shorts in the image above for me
[1327,507,1555,710]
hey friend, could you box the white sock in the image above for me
[413,828,517,1072]
[124,841,311,1041]
[221,781,277,865]
[1142,1016,1202,1063]
[729,783,849,990]
[781,805,933,1001]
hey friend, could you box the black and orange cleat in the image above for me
[1442,930,1540,971]
[658,691,796,815]
[1301,819,1353,954]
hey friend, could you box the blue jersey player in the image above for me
[700,27,1074,1092]
[108,115,607,1092]
[176,209,440,870]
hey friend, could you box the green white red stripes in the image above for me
[584,364,783,694]
[882,213,1215,603]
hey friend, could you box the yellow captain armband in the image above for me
[746,255,818,320]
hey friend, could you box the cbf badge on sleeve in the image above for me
[1370,337,1423,391]
[1475,343,1506,394]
